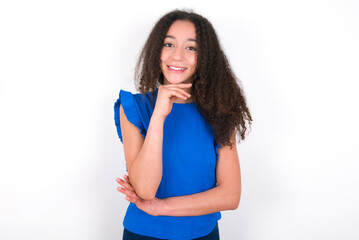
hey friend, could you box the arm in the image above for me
[119,84,192,200]
[120,105,165,200]
[161,131,241,216]
[117,131,242,216]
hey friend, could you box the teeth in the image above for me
[169,66,185,70]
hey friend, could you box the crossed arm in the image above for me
[117,141,241,216]
[118,145,241,217]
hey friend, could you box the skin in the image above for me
[117,21,195,201]
[116,20,242,216]
[160,20,197,103]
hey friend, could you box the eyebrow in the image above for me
[165,35,197,42]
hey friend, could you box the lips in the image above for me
[168,65,187,73]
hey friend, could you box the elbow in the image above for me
[219,183,241,210]
[137,192,156,201]
[135,186,157,201]
[128,171,160,201]
[229,184,241,210]
[229,197,240,210]
[224,188,241,210]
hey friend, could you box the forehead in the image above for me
[166,20,196,39]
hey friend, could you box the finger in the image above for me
[117,186,139,199]
[116,178,135,191]
[167,89,189,101]
[125,196,141,205]
[123,176,134,188]
[124,180,134,189]
[165,87,191,98]
[123,175,130,183]
[177,88,191,98]
[116,178,133,190]
[124,195,137,204]
[128,193,141,203]
[159,85,192,100]
[119,188,141,205]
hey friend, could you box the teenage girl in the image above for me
[114,9,252,240]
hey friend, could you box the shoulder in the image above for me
[114,89,148,141]
[117,89,157,108]
[114,89,158,140]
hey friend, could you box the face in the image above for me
[160,20,197,85]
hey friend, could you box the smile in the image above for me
[168,65,187,71]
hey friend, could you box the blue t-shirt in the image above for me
[114,89,221,239]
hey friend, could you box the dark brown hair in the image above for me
[135,9,252,148]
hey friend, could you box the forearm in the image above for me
[129,114,165,200]
[160,185,241,217]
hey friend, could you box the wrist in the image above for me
[157,198,171,216]
[151,111,167,122]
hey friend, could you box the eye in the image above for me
[163,43,174,47]
[187,46,197,51]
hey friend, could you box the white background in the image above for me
[1,0,358,239]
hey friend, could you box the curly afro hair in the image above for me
[134,9,252,148]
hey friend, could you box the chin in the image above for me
[167,80,187,84]
[164,76,193,85]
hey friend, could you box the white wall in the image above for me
[1,0,358,239]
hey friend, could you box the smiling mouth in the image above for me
[168,65,187,71]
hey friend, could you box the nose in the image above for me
[172,47,184,61]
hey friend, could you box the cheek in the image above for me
[190,55,198,69]
[160,50,169,62]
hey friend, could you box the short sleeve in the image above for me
[114,90,146,143]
